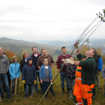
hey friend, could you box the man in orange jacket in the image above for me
[73,66,83,105]
[74,49,97,105]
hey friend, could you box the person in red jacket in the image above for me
[56,46,73,94]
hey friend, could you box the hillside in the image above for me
[37,38,105,54]
[0,37,59,56]
[0,37,105,58]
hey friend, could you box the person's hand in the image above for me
[38,66,40,69]
[40,80,43,84]
[22,80,26,84]
[76,49,80,54]
[74,61,80,65]
[58,69,60,72]
[34,80,37,85]
[50,80,53,85]
[51,64,54,68]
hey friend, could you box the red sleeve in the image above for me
[68,54,72,58]
[56,56,61,69]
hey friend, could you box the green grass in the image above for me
[1,66,105,105]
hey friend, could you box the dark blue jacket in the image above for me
[102,68,105,79]
[20,58,29,71]
[22,64,36,84]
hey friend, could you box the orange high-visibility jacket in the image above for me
[75,66,82,79]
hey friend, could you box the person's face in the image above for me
[0,48,3,56]
[29,60,33,65]
[43,59,48,65]
[85,51,89,58]
[62,48,67,54]
[82,58,86,61]
[42,50,47,56]
[24,53,29,58]
[32,48,38,53]
[88,49,94,57]
[14,58,17,62]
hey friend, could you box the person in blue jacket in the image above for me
[22,57,36,97]
[9,56,21,95]
[40,58,55,97]
[91,48,103,98]
[98,57,103,71]
[96,56,103,88]
[92,48,103,88]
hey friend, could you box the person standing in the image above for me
[56,46,72,94]
[22,57,36,97]
[40,58,55,97]
[31,47,40,93]
[20,52,29,91]
[102,67,105,97]
[37,49,54,69]
[9,56,21,95]
[0,48,11,101]
[74,49,97,105]
[20,52,29,72]
[91,48,103,88]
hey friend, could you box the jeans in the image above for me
[11,79,19,94]
[0,73,11,98]
[34,71,40,93]
[60,72,73,93]
[25,84,34,97]
[0,88,2,97]
[41,81,55,96]
[11,79,15,94]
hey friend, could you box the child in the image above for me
[40,58,55,97]
[22,57,36,97]
[9,56,21,95]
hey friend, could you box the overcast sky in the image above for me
[0,0,105,41]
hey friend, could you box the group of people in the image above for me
[57,47,104,105]
[0,46,104,105]
[0,47,55,101]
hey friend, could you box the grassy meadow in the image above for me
[0,65,105,105]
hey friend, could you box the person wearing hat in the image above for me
[22,57,36,97]
[9,56,21,95]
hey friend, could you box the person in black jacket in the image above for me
[31,47,40,93]
[20,52,29,72]
[22,57,36,97]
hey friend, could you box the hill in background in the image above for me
[0,37,59,57]
[0,37,105,58]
